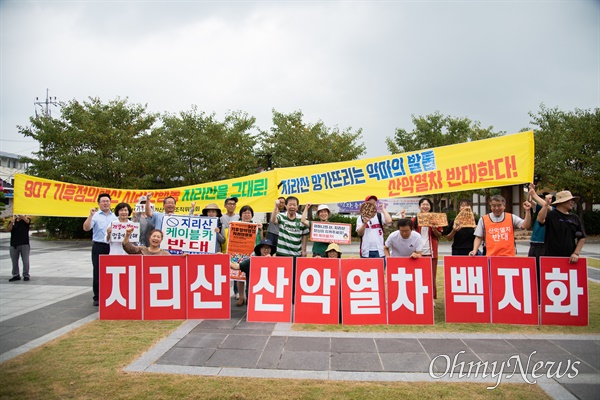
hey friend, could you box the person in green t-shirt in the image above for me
[301,203,332,257]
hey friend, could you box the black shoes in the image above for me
[93,300,99,306]
[24,277,30,281]
[8,276,21,282]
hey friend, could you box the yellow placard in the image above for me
[14,131,534,217]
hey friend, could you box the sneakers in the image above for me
[8,276,21,282]
[235,293,240,300]
[24,277,30,281]
[93,300,99,306]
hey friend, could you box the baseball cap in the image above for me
[365,195,378,202]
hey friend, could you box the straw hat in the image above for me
[552,190,579,205]
[325,243,342,257]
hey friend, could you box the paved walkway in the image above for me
[1,232,599,399]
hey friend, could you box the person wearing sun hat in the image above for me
[301,203,333,257]
[229,239,277,305]
[324,242,342,258]
[537,190,586,263]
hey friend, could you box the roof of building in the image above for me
[0,151,25,160]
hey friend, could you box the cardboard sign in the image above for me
[444,256,491,323]
[293,258,341,324]
[453,207,476,228]
[309,222,352,245]
[110,221,140,243]
[142,255,188,320]
[540,257,588,326]
[416,212,448,227]
[246,256,294,323]
[340,258,387,325]
[386,257,434,325]
[161,215,218,254]
[490,257,538,325]
[186,254,231,320]
[227,221,258,282]
[99,255,143,320]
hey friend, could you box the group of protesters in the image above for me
[79,185,586,307]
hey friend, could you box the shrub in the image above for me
[38,216,92,239]
[583,210,600,235]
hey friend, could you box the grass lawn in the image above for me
[0,321,551,400]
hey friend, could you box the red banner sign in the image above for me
[444,256,491,323]
[540,257,588,326]
[490,257,538,325]
[340,258,387,325]
[186,254,231,320]
[386,257,434,325]
[246,256,294,323]
[142,255,188,320]
[99,255,143,320]
[294,258,341,324]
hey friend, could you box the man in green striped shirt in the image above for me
[270,196,309,257]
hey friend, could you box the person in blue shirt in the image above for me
[83,193,117,306]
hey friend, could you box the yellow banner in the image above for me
[13,171,278,217]
[14,131,534,217]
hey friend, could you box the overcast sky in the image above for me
[1,0,598,161]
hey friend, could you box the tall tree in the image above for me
[258,109,366,168]
[19,97,158,188]
[529,104,599,210]
[153,107,258,186]
[386,112,504,210]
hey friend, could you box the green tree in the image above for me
[258,109,366,168]
[529,104,600,210]
[19,97,158,188]
[152,107,259,186]
[386,112,504,210]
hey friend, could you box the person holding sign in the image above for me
[132,195,154,247]
[122,227,171,255]
[444,199,478,256]
[229,239,277,293]
[356,195,392,258]
[107,202,134,255]
[233,205,262,306]
[145,192,177,231]
[301,203,332,257]
[198,202,226,247]
[412,198,443,299]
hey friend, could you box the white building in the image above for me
[0,151,29,218]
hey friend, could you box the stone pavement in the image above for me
[1,232,599,399]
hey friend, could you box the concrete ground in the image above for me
[1,232,599,399]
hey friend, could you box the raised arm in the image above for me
[270,199,281,224]
[145,192,154,218]
[82,208,97,231]
[300,203,311,227]
[520,201,532,230]
[528,184,547,208]
[537,201,550,225]
[380,202,392,225]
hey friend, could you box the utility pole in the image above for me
[34,88,58,117]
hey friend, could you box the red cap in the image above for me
[365,195,378,202]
